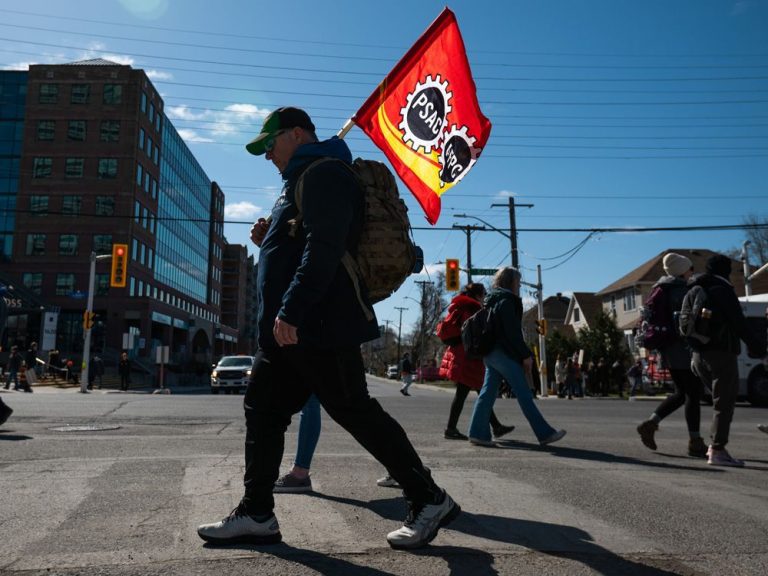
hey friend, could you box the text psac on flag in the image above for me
[349,8,492,225]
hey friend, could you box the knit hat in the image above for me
[662,252,692,277]
[706,254,732,278]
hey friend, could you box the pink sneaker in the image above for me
[707,448,745,467]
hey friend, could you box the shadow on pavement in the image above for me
[494,440,724,473]
[0,431,32,441]
[308,493,683,575]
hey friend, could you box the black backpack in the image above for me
[678,284,711,344]
[461,307,496,359]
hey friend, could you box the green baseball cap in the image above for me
[245,106,315,155]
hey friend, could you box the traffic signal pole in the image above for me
[81,252,112,393]
[522,264,547,397]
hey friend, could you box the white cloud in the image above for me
[496,189,519,198]
[167,105,209,121]
[2,62,34,71]
[146,69,172,81]
[176,129,214,143]
[224,201,262,219]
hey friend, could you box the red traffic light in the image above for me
[448,260,458,269]
[116,247,125,256]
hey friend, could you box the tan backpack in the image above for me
[291,157,418,320]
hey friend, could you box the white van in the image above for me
[737,293,768,406]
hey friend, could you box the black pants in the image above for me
[654,368,703,433]
[446,382,504,431]
[242,346,440,516]
[692,350,739,449]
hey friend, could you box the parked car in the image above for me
[211,355,254,394]
[386,365,399,379]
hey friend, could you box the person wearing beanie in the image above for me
[637,252,706,457]
[686,253,766,466]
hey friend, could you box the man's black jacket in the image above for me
[256,137,379,352]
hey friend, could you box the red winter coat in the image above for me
[439,293,486,390]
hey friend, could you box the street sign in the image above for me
[470,268,498,276]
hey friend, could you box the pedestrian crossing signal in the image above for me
[445,259,460,291]
[110,243,128,288]
[82,311,96,330]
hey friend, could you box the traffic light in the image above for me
[535,318,548,336]
[445,258,460,291]
[82,311,96,330]
[110,243,128,287]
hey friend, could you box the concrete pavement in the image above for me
[1,376,767,575]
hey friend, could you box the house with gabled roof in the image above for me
[563,292,603,333]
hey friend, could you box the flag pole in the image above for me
[337,118,355,139]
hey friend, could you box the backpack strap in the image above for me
[292,157,374,322]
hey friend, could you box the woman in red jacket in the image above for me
[439,283,515,440]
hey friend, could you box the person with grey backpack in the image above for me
[682,254,766,467]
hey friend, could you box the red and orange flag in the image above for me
[353,8,491,225]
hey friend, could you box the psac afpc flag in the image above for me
[353,8,491,225]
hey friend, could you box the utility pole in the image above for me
[394,306,408,370]
[414,280,432,380]
[81,251,111,393]
[742,240,752,297]
[522,265,547,397]
[491,197,533,269]
[451,224,486,283]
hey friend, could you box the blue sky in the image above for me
[2,0,767,334]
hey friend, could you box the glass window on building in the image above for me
[134,201,141,224]
[39,83,58,104]
[61,195,82,216]
[71,84,89,104]
[100,120,120,142]
[65,158,84,179]
[55,273,75,296]
[37,120,55,141]
[140,91,147,113]
[97,158,118,179]
[59,234,78,256]
[138,127,145,150]
[129,276,135,297]
[144,171,150,193]
[95,196,115,216]
[136,163,143,187]
[26,233,46,255]
[574,308,581,323]
[29,195,49,216]
[93,234,112,255]
[142,206,148,229]
[153,146,159,165]
[32,157,52,178]
[22,272,43,295]
[103,84,123,105]
[140,242,146,265]
[155,113,162,133]
[151,178,157,199]
[146,137,152,157]
[624,288,637,311]
[131,238,138,260]
[148,102,155,123]
[67,120,86,141]
[95,273,110,296]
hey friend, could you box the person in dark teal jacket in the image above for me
[467,267,566,446]
[198,107,458,551]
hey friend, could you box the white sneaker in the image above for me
[377,474,401,488]
[386,490,461,549]
[540,429,567,446]
[197,504,282,545]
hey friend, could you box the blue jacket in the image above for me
[485,288,533,362]
[256,137,379,351]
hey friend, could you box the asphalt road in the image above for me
[1,377,767,576]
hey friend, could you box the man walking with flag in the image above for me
[197,106,460,550]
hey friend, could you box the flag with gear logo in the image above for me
[353,8,491,225]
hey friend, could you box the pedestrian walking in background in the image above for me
[24,342,38,387]
[637,253,708,457]
[4,346,22,391]
[197,107,459,550]
[118,352,131,391]
[439,283,515,440]
[627,360,644,398]
[597,358,609,396]
[400,352,413,396]
[611,359,626,398]
[565,358,577,400]
[554,355,567,398]
[686,254,766,466]
[467,267,566,447]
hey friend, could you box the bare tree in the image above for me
[407,272,448,371]
[743,214,768,266]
